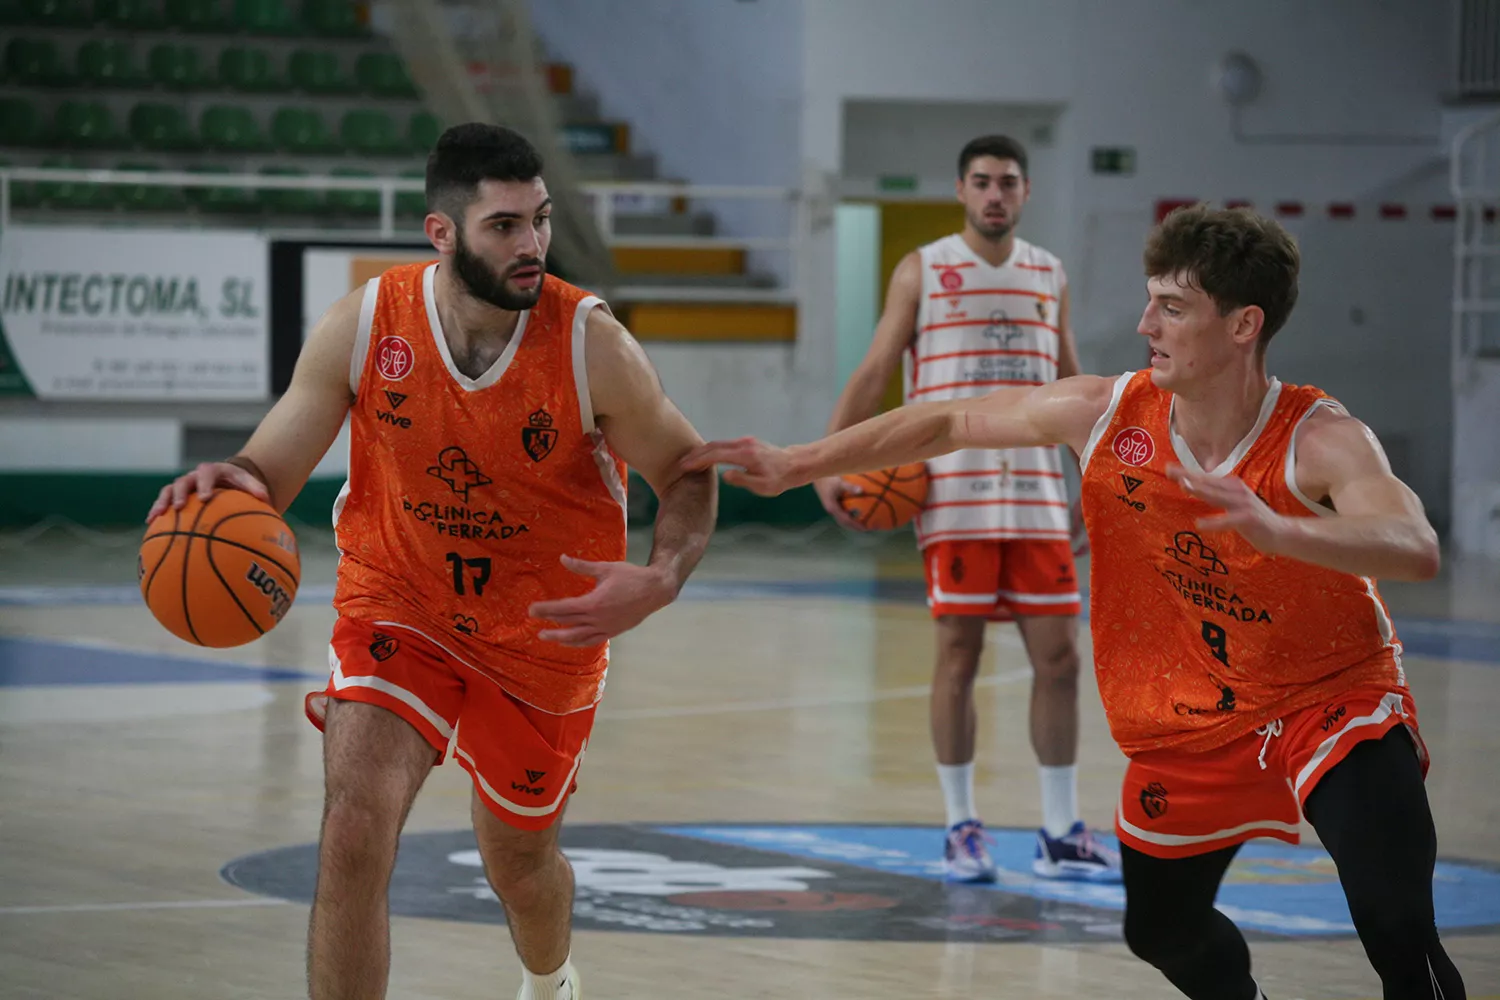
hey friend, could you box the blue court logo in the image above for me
[221,823,1500,942]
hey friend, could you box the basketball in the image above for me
[837,462,930,530]
[139,490,301,648]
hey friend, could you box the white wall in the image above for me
[801,0,1457,522]
[528,0,803,189]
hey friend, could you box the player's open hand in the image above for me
[146,462,272,523]
[1167,464,1287,554]
[680,437,797,497]
[529,555,678,647]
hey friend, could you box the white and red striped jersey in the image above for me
[905,234,1071,546]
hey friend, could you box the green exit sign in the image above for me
[878,175,919,192]
[1091,147,1136,175]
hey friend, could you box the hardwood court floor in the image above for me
[2,524,1498,1000]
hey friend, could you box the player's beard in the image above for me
[452,229,545,311]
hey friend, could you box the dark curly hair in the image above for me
[1144,203,1300,351]
[426,123,543,220]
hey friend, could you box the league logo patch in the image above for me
[375,336,415,382]
[1112,426,1155,467]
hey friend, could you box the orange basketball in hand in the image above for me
[139,490,301,647]
[837,462,930,530]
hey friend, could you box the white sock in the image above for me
[1038,764,1079,838]
[936,762,978,828]
[520,957,576,1000]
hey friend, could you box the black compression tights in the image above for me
[1120,727,1466,1000]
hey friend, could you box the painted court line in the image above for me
[0,898,293,916]
[601,668,1033,721]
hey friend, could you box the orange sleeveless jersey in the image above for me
[1079,371,1406,755]
[331,262,628,714]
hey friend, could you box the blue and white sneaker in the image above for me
[1033,821,1122,882]
[943,820,998,882]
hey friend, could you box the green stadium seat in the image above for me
[303,0,365,37]
[147,43,209,90]
[0,0,28,26]
[7,38,73,87]
[270,106,338,153]
[0,97,44,145]
[188,164,256,213]
[233,0,295,35]
[77,40,143,87]
[340,109,402,155]
[355,52,417,99]
[113,161,187,211]
[407,111,441,153]
[327,167,378,216]
[129,102,197,150]
[165,0,228,32]
[94,0,163,28]
[199,104,267,152]
[395,167,424,217]
[37,157,115,210]
[218,46,283,92]
[257,164,322,214]
[55,101,121,148]
[288,49,352,94]
[23,0,90,26]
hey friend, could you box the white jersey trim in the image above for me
[571,296,604,432]
[1169,378,1283,476]
[1079,372,1136,473]
[422,262,529,392]
[350,275,381,398]
[1283,397,1343,516]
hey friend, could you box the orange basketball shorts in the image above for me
[922,538,1081,620]
[305,616,596,831]
[1116,686,1427,859]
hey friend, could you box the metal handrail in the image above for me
[0,166,799,244]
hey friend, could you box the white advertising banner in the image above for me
[301,246,432,340]
[0,225,268,399]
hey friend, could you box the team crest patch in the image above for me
[368,632,400,662]
[939,269,964,291]
[1139,782,1169,820]
[1111,426,1155,467]
[522,408,558,462]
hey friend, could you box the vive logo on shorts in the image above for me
[512,769,548,796]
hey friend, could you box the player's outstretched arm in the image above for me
[146,288,361,520]
[528,308,718,647]
[1170,408,1440,581]
[681,375,1114,497]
